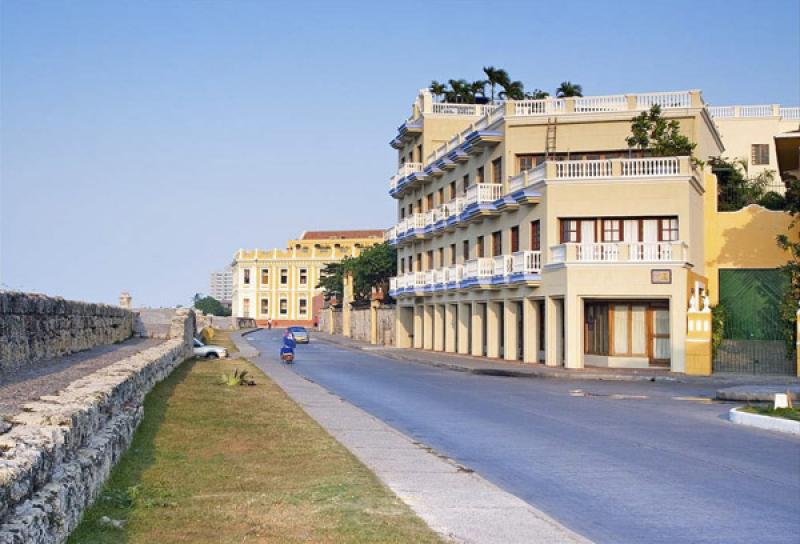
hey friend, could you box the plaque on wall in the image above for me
[651,269,672,284]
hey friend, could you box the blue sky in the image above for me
[2,0,799,306]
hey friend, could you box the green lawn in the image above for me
[69,341,442,543]
[741,404,800,421]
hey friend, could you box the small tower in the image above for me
[119,291,132,309]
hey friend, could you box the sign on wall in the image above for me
[651,269,672,284]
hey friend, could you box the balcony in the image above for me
[549,241,688,264]
[389,162,426,193]
[389,251,542,296]
[386,157,696,246]
[708,104,800,120]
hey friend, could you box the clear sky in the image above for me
[2,0,799,307]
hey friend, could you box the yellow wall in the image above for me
[703,172,793,304]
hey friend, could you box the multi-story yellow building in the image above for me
[232,230,383,326]
[386,89,798,375]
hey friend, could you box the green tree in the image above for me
[499,80,525,100]
[526,89,549,99]
[482,66,510,103]
[709,156,780,211]
[470,79,488,101]
[626,105,696,158]
[429,80,447,102]
[341,243,397,304]
[193,296,231,316]
[776,174,800,357]
[556,81,583,97]
[445,79,473,103]
[317,262,344,300]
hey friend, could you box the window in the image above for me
[400,208,405,219]
[510,226,519,253]
[476,236,485,258]
[602,219,622,242]
[437,188,444,206]
[476,166,485,184]
[492,157,502,184]
[426,250,434,269]
[416,198,422,213]
[416,253,422,271]
[279,298,288,316]
[492,230,502,256]
[660,218,679,241]
[585,303,609,355]
[611,304,647,356]
[280,268,288,285]
[416,144,423,163]
[260,298,269,315]
[751,144,769,166]
[530,220,541,251]
[298,298,308,316]
[463,240,470,260]
[400,259,405,273]
[450,243,457,265]
[426,193,434,210]
[462,174,470,195]
[518,154,543,172]
[449,181,456,200]
[299,268,308,285]
[408,255,413,271]
[243,269,251,285]
[243,298,250,317]
[560,220,579,243]
[408,203,414,215]
[261,268,269,285]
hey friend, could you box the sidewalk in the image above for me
[230,330,592,544]
[311,331,800,394]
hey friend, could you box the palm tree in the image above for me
[556,81,583,98]
[447,79,473,103]
[482,66,510,103]
[526,89,550,100]
[499,80,525,101]
[429,80,447,102]
[470,79,487,102]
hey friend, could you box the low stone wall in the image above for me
[0,309,194,544]
[321,306,394,345]
[0,292,133,375]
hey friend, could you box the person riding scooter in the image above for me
[280,329,297,363]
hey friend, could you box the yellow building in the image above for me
[386,89,798,375]
[232,230,383,326]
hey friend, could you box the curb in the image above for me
[729,407,800,435]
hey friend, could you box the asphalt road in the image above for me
[248,330,800,544]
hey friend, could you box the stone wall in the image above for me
[0,309,195,544]
[321,306,394,345]
[0,292,134,375]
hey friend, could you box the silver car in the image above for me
[193,338,228,359]
[287,326,310,344]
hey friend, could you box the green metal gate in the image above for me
[714,269,793,375]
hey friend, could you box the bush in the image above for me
[711,304,727,358]
[759,191,786,210]
[220,369,255,387]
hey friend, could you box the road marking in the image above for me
[673,396,714,404]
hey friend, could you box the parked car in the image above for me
[288,326,310,344]
[193,338,228,359]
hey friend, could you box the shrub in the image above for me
[220,369,255,387]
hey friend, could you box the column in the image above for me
[486,301,501,359]
[545,296,561,366]
[471,302,484,356]
[563,294,582,369]
[503,300,519,361]
[444,304,457,353]
[523,298,539,363]
[433,304,445,351]
[423,305,434,350]
[457,303,471,354]
[413,304,424,349]
[395,306,413,349]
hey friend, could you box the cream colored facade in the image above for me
[232,230,383,324]
[708,104,799,178]
[387,89,725,373]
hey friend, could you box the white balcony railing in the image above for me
[493,255,513,276]
[554,159,612,179]
[511,250,542,273]
[464,257,494,279]
[574,95,628,113]
[550,242,686,264]
[514,98,566,116]
[390,162,424,189]
[465,183,503,205]
[620,157,680,177]
[508,163,546,192]
[430,102,493,116]
[707,104,799,120]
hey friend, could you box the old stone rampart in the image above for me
[0,306,194,543]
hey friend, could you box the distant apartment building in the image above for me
[384,88,798,375]
[231,230,383,326]
[209,267,233,304]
